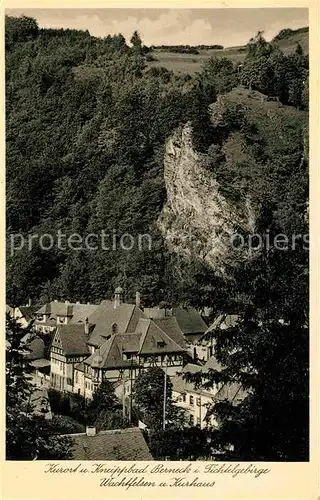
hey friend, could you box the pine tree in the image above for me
[130,30,143,53]
[185,244,309,461]
[6,315,73,459]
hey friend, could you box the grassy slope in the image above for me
[147,29,309,74]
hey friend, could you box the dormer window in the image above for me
[112,323,118,335]
[157,341,165,348]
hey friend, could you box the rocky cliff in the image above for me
[157,122,255,274]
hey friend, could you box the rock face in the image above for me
[157,123,255,274]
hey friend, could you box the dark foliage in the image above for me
[6,18,309,461]
[6,315,73,459]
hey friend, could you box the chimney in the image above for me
[65,300,69,304]
[28,298,32,307]
[86,426,96,437]
[114,287,123,309]
[84,317,89,335]
[135,291,141,308]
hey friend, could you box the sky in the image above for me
[6,8,308,47]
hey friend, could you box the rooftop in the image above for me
[87,300,144,347]
[56,324,90,356]
[172,307,208,335]
[36,301,98,322]
[66,427,153,460]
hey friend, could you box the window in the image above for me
[189,395,194,406]
[112,323,118,334]
[189,414,194,425]
[196,397,201,406]
[182,394,186,403]
[157,341,165,348]
[196,417,201,426]
[75,372,78,383]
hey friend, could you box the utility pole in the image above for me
[122,370,126,420]
[163,357,168,430]
[129,356,133,423]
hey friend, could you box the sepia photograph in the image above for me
[5,7,309,463]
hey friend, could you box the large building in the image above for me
[34,300,98,333]
[49,288,207,399]
[172,356,247,429]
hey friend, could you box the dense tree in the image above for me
[6,18,308,306]
[240,31,308,108]
[149,426,212,460]
[86,380,128,430]
[130,30,143,53]
[6,315,73,459]
[133,366,186,430]
[185,244,308,460]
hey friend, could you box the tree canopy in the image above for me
[6,314,73,459]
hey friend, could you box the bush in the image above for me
[49,415,85,434]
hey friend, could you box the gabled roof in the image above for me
[18,306,37,321]
[66,427,153,460]
[84,316,188,370]
[136,318,186,355]
[84,334,140,370]
[24,336,45,361]
[36,301,98,320]
[69,304,99,323]
[172,307,208,335]
[36,301,74,317]
[87,300,144,347]
[55,324,90,356]
[152,316,187,349]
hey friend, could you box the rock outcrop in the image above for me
[157,122,255,274]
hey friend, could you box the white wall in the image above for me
[173,388,218,428]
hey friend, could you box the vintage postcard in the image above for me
[1,1,319,499]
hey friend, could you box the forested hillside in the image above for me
[6,16,308,310]
[5,14,309,462]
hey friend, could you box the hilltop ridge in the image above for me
[147,26,309,74]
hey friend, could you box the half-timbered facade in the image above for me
[48,288,208,399]
[50,324,90,391]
